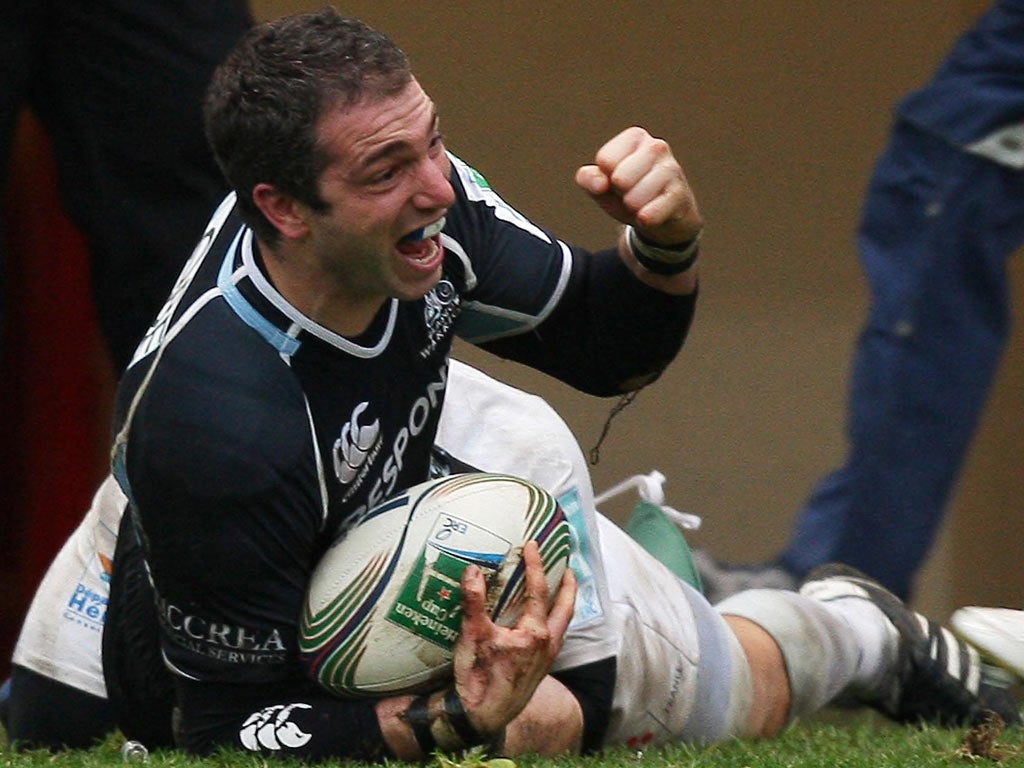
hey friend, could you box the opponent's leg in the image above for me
[5,664,114,750]
[717,588,879,724]
[719,564,1021,729]
[801,566,1019,726]
[597,518,776,746]
[720,617,790,736]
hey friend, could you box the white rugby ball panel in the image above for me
[299,473,571,697]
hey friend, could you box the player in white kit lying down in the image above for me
[3,359,1019,756]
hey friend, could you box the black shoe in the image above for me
[800,563,1021,728]
[692,549,797,604]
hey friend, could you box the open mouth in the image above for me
[396,217,446,265]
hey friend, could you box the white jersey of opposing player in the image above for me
[438,359,618,671]
[13,474,125,698]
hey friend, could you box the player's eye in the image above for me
[371,165,400,184]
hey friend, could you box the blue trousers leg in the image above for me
[781,122,1024,599]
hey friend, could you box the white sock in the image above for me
[716,589,896,719]
[815,595,900,700]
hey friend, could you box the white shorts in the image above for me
[597,517,750,747]
[12,475,125,698]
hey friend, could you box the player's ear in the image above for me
[252,183,311,241]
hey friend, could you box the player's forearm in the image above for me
[617,227,700,296]
[382,677,585,760]
[376,695,425,760]
[503,676,584,756]
[379,687,512,760]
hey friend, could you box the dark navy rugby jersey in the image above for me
[108,152,695,757]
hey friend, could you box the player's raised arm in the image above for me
[576,126,703,295]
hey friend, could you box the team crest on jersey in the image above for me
[421,280,460,358]
[334,402,382,497]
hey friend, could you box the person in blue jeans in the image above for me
[698,0,1024,603]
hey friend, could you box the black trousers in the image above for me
[0,0,252,371]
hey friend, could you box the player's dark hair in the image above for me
[203,7,412,245]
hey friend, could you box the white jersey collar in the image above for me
[238,229,398,359]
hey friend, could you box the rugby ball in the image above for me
[299,472,572,698]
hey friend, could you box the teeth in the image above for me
[412,239,438,263]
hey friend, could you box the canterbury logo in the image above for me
[239,703,313,751]
[333,402,381,485]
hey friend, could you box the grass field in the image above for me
[3,710,1023,768]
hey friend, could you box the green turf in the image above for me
[3,710,1023,768]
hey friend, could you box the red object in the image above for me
[0,112,114,678]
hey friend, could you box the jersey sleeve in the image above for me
[442,153,697,397]
[177,675,389,761]
[482,247,696,396]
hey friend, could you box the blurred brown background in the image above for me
[2,1,1020,676]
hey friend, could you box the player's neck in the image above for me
[256,237,386,339]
